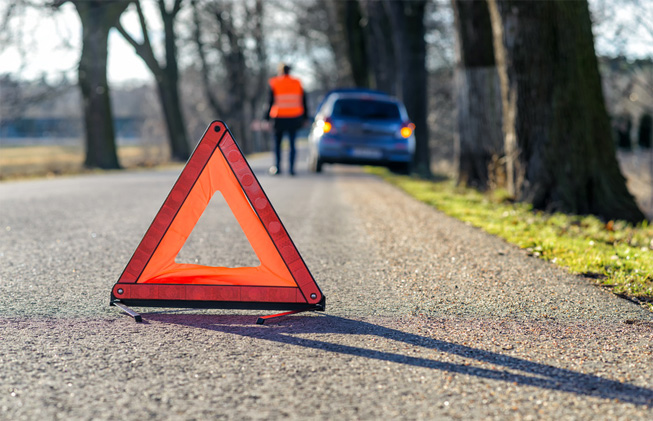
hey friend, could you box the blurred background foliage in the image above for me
[0,0,651,220]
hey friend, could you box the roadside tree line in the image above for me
[451,0,647,222]
[1,0,650,222]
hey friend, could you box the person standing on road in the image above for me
[266,63,308,176]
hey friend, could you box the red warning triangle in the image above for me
[110,121,325,314]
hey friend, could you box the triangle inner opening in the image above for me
[175,191,261,269]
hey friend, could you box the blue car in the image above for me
[308,89,415,174]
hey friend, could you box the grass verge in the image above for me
[370,167,653,311]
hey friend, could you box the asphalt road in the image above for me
[1,148,652,420]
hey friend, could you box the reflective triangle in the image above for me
[110,121,325,310]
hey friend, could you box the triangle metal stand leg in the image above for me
[256,307,316,325]
[113,301,143,322]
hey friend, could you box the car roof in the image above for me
[324,87,390,96]
[330,92,399,102]
[315,88,398,113]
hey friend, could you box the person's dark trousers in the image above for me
[274,128,297,175]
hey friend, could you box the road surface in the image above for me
[1,149,652,420]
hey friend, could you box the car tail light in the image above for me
[320,117,335,134]
[399,122,414,139]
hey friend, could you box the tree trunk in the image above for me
[155,75,190,160]
[452,0,503,190]
[639,113,652,148]
[72,0,129,169]
[221,6,250,153]
[338,0,370,88]
[249,0,268,152]
[324,1,355,87]
[158,0,191,161]
[488,0,645,222]
[385,0,431,177]
[360,0,397,94]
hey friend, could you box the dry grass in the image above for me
[0,144,169,180]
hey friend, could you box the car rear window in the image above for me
[331,98,401,120]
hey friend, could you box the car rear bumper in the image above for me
[317,142,413,165]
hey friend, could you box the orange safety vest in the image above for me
[269,75,304,119]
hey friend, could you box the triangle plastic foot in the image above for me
[256,307,316,325]
[113,301,143,322]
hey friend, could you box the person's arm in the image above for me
[302,91,308,121]
[266,87,274,120]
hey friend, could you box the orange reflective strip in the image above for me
[274,94,302,107]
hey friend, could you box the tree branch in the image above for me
[190,0,224,116]
[172,0,183,16]
[115,1,161,75]
[135,0,153,49]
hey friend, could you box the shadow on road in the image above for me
[145,313,653,407]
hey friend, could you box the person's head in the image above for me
[278,62,291,76]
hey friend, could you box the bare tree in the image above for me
[288,0,343,90]
[56,0,130,169]
[116,0,191,161]
[488,0,645,222]
[189,0,268,153]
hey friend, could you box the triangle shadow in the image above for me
[145,312,653,407]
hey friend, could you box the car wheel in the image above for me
[309,153,323,173]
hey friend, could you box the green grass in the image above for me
[370,168,653,310]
